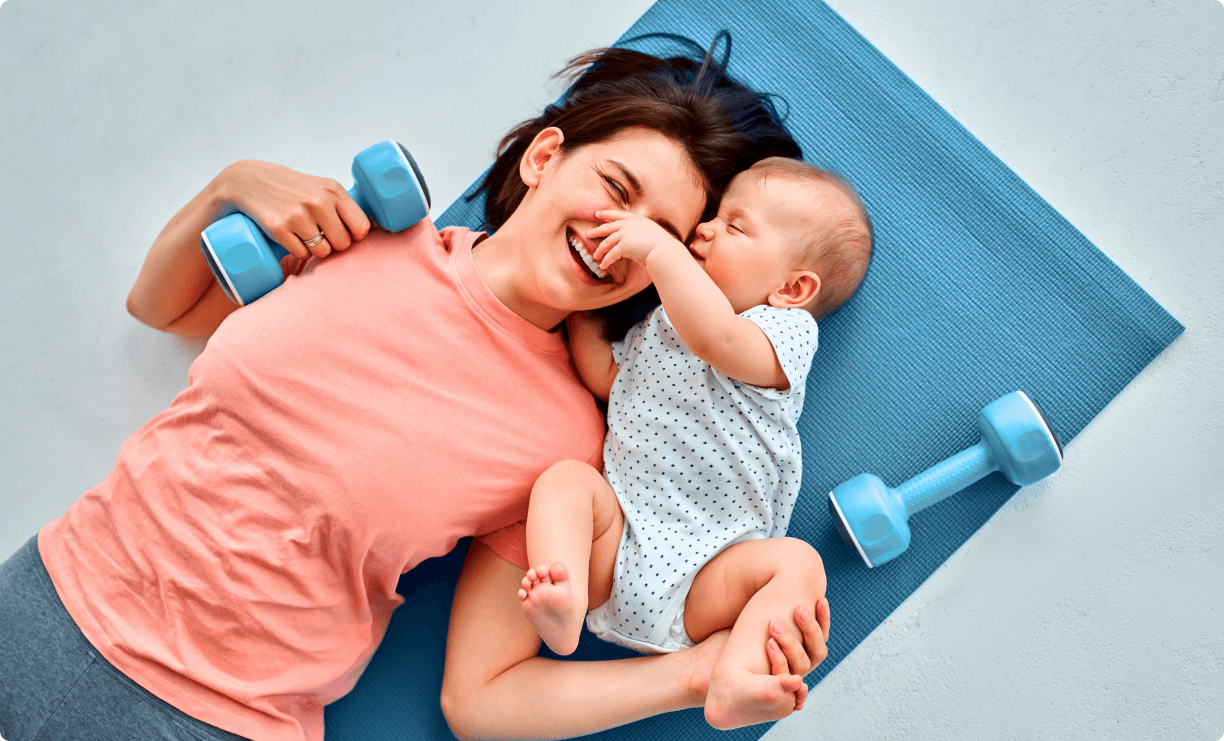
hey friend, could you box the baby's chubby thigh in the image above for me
[683,537,826,648]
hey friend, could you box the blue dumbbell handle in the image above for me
[896,441,999,516]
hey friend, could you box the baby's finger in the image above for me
[590,239,618,263]
[595,235,621,265]
[587,221,620,239]
[593,209,633,223]
[598,246,626,272]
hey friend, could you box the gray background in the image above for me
[0,0,1220,739]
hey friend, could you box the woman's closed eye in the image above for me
[597,168,628,202]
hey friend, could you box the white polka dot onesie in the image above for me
[585,304,817,653]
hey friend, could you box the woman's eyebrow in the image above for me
[607,159,683,240]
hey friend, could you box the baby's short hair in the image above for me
[746,157,873,319]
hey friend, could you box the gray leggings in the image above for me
[0,536,249,741]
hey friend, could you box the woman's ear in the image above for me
[519,127,565,188]
[768,270,821,310]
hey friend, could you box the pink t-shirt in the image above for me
[39,223,605,741]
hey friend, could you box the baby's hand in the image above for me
[587,210,684,271]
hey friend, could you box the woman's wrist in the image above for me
[208,160,251,220]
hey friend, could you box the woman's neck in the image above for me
[470,229,568,332]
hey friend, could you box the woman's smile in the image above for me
[566,227,609,280]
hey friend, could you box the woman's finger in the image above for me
[769,618,812,676]
[815,597,831,642]
[297,227,332,259]
[795,601,831,670]
[766,637,788,676]
[332,181,371,243]
[312,199,355,252]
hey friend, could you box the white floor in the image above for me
[1,1,1220,739]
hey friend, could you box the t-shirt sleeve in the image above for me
[474,443,605,571]
[739,306,819,401]
[475,522,530,570]
[280,253,313,277]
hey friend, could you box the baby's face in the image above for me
[689,174,814,313]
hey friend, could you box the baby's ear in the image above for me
[769,270,821,309]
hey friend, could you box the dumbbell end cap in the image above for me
[828,493,874,567]
[200,214,287,305]
[352,141,430,232]
[829,475,911,567]
[979,391,1064,485]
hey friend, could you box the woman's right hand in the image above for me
[218,159,372,259]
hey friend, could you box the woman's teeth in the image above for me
[569,231,608,279]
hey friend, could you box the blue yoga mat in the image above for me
[324,1,1183,739]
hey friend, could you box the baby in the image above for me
[519,157,872,729]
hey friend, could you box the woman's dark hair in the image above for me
[475,32,803,338]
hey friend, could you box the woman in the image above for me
[0,40,830,741]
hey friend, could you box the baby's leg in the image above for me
[521,459,624,655]
[683,537,826,730]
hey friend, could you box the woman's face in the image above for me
[508,126,707,318]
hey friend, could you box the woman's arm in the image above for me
[565,312,619,401]
[127,160,371,338]
[441,540,703,740]
[440,541,830,740]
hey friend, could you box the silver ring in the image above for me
[302,230,325,247]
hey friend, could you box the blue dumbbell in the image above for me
[828,390,1064,568]
[200,140,431,305]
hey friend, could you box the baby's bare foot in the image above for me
[517,562,582,655]
[704,665,805,730]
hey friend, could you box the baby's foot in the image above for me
[704,665,806,730]
[517,562,582,655]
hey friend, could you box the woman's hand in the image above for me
[219,159,371,259]
[764,598,832,711]
[128,158,373,337]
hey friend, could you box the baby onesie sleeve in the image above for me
[738,306,819,404]
[610,308,653,369]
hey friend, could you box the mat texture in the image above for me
[323,1,1183,739]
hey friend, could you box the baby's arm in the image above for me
[589,211,788,390]
[566,311,619,401]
